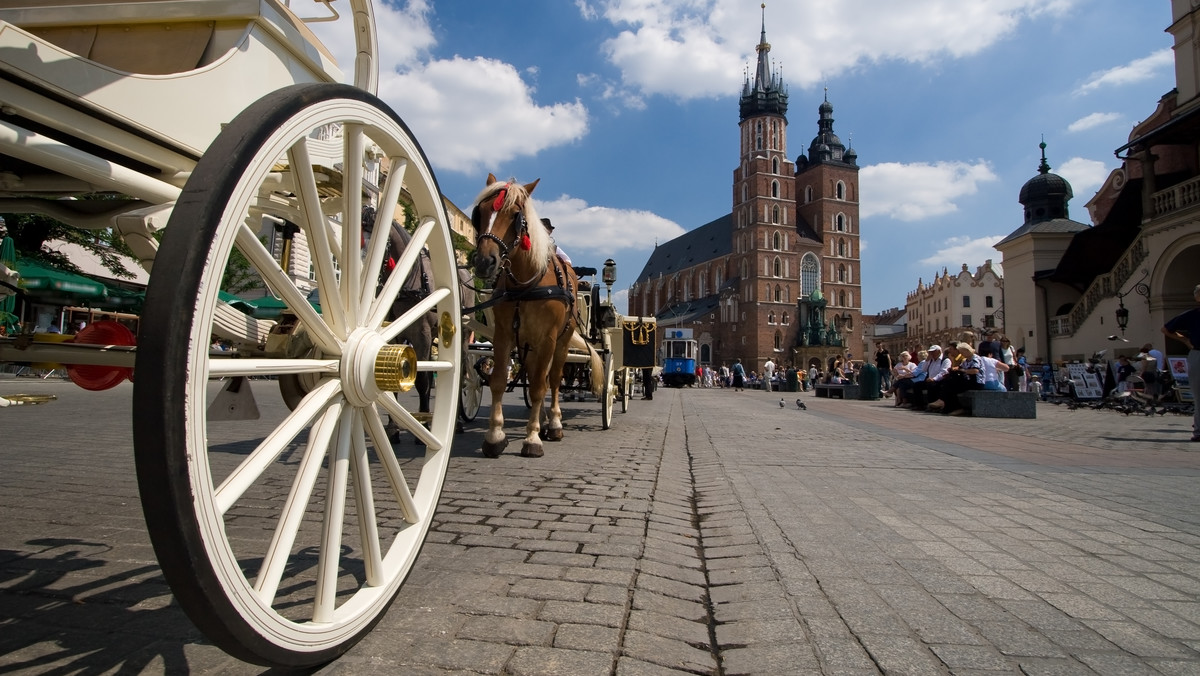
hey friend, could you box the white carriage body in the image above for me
[0,0,339,172]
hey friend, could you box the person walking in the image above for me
[763,358,775,392]
[874,342,893,393]
[1162,283,1200,441]
[732,359,746,391]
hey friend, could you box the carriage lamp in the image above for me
[602,259,617,302]
[1115,300,1129,334]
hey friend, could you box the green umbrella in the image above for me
[234,293,320,320]
[0,235,17,333]
[16,258,107,305]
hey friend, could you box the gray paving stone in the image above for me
[507,646,614,675]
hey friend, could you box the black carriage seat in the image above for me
[0,0,336,76]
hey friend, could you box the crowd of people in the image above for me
[880,330,1024,416]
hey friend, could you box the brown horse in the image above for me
[471,174,602,457]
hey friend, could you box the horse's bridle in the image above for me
[472,183,536,285]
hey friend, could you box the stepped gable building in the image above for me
[629,10,862,371]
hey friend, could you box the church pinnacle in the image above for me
[740,3,787,122]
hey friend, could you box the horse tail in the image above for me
[568,331,605,398]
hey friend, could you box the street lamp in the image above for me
[602,258,616,303]
[1114,271,1148,335]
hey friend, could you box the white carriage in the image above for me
[0,0,461,667]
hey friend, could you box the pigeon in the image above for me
[779,398,785,408]
[796,399,807,410]
[1107,335,1129,342]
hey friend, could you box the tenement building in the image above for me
[629,13,862,372]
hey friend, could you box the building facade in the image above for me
[902,260,1004,353]
[629,13,862,372]
[996,0,1200,367]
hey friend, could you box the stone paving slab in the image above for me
[1,378,1199,674]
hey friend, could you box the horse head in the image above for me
[470,173,547,284]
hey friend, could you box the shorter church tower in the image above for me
[794,92,862,358]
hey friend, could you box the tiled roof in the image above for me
[634,214,732,283]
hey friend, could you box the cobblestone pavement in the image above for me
[1,376,1199,675]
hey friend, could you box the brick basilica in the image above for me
[629,14,863,372]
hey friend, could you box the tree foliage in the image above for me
[1,210,139,279]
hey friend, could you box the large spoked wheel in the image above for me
[600,351,615,430]
[134,84,460,668]
[459,354,485,422]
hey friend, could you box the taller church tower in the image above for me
[731,6,798,361]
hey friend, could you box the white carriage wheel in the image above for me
[600,351,615,430]
[620,368,630,413]
[134,84,460,668]
[459,357,484,422]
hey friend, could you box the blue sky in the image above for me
[311,0,1176,314]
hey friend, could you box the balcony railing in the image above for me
[1061,236,1148,336]
[1153,174,1200,218]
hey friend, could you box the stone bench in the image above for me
[958,390,1037,418]
[815,383,860,399]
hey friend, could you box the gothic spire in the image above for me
[740,3,788,122]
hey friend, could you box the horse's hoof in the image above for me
[481,438,508,458]
[520,442,544,458]
[544,428,564,442]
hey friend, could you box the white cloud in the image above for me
[1075,48,1174,95]
[591,0,1078,99]
[1067,112,1122,133]
[534,195,686,252]
[918,236,1006,270]
[309,2,589,176]
[379,57,589,174]
[860,161,998,221]
[1056,157,1111,197]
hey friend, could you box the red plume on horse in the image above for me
[470,173,603,458]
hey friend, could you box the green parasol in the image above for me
[0,235,18,334]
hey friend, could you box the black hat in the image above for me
[541,218,553,231]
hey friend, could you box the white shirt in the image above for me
[926,356,951,381]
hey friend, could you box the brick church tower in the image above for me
[729,8,797,361]
[629,8,862,372]
[794,93,862,358]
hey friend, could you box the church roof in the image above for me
[634,213,732,284]
[656,294,721,324]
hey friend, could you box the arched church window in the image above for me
[836,181,845,200]
[741,184,747,204]
[839,290,846,306]
[772,180,779,198]
[801,254,819,296]
[838,264,846,283]
[768,311,776,324]
[773,257,782,277]
[771,205,780,223]
[772,157,779,174]
[772,231,781,250]
[755,121,763,150]
[835,213,845,232]
[804,185,813,203]
[837,239,846,257]
[774,330,782,350]
[774,284,782,302]
[782,312,790,324]
[740,258,748,279]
